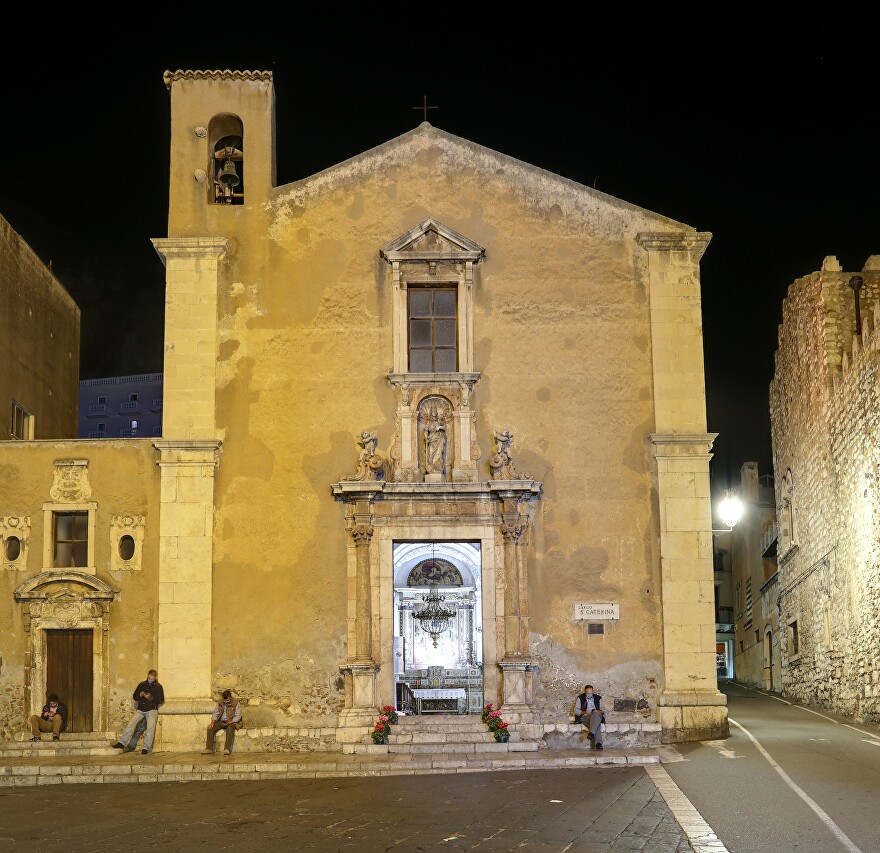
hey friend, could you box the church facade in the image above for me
[0,69,726,750]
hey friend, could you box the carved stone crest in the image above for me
[50,460,92,502]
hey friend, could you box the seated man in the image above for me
[30,693,68,741]
[201,689,243,755]
[573,684,605,750]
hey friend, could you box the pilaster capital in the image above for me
[636,232,712,258]
[350,524,374,545]
[150,237,229,266]
[500,521,526,543]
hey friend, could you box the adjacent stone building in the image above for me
[770,255,880,722]
[0,69,727,751]
[728,462,779,691]
[1,212,80,441]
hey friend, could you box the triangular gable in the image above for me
[380,218,485,263]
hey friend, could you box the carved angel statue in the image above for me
[341,430,386,482]
[489,428,530,480]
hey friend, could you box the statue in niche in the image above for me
[489,428,531,480]
[419,402,450,482]
[341,430,386,482]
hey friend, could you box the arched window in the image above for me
[209,114,244,205]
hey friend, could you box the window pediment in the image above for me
[380,218,485,262]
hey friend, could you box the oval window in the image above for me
[118,535,135,561]
[5,536,21,561]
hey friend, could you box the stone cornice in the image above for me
[331,481,542,499]
[387,372,481,387]
[150,237,229,267]
[636,232,712,258]
[651,433,717,457]
[163,69,272,90]
[153,440,222,467]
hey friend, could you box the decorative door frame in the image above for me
[14,571,116,732]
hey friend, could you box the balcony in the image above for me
[87,404,108,418]
[120,428,138,437]
[87,431,107,439]
[761,522,778,558]
[120,400,141,414]
[151,398,163,413]
[151,425,162,437]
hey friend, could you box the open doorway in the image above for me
[392,542,483,715]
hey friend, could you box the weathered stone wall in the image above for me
[0,212,80,440]
[0,440,160,741]
[770,256,880,722]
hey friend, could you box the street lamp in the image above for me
[716,489,744,531]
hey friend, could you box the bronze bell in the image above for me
[218,158,240,187]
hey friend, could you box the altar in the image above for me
[412,688,467,715]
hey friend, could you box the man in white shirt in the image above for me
[201,690,243,755]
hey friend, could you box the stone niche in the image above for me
[388,382,480,483]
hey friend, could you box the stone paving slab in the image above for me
[0,766,694,852]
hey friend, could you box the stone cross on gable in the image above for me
[412,95,438,123]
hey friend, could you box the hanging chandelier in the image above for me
[412,546,456,647]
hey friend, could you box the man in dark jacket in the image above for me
[30,693,68,741]
[573,684,605,750]
[112,669,165,754]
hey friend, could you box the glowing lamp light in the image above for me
[718,490,744,529]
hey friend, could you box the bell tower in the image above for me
[147,70,274,749]
[163,69,276,235]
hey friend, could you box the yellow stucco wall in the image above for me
[0,213,80,440]
[200,123,679,723]
[0,440,160,739]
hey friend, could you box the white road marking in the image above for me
[549,799,563,803]
[862,740,880,748]
[702,740,742,759]
[729,717,864,853]
[732,681,880,742]
[646,763,730,852]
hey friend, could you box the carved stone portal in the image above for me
[14,571,117,731]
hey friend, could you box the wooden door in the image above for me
[46,629,93,732]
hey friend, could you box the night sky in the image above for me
[2,13,877,506]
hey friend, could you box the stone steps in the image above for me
[2,731,121,758]
[0,747,661,786]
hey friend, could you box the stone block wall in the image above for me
[770,256,880,723]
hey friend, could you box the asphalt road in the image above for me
[665,680,880,853]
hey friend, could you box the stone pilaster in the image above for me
[490,484,539,723]
[638,230,727,742]
[152,439,221,748]
[150,237,227,440]
[333,486,383,740]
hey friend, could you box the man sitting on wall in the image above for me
[201,689,243,755]
[572,684,605,750]
[30,693,68,741]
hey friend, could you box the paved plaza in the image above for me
[0,766,695,852]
